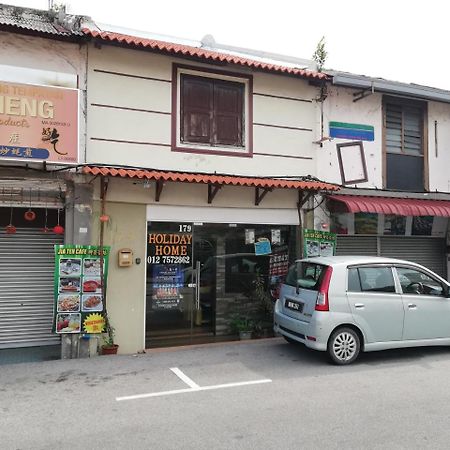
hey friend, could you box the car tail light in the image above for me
[315,266,333,311]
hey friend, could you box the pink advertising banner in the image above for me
[0,81,79,164]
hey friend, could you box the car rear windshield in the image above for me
[285,262,326,291]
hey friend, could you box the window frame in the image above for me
[393,264,446,297]
[172,64,253,158]
[347,264,399,294]
[382,95,429,191]
[382,96,429,191]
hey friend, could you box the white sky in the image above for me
[6,0,450,90]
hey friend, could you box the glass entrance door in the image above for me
[145,222,216,348]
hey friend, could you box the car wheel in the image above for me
[283,335,298,344]
[327,327,360,365]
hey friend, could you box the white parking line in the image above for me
[116,374,272,402]
[170,367,200,389]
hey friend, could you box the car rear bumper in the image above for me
[273,307,327,351]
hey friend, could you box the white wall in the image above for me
[86,44,319,177]
[428,102,450,192]
[319,84,450,193]
[318,86,383,188]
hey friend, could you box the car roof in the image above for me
[297,255,426,267]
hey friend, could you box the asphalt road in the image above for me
[2,338,450,450]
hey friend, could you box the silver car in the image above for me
[273,256,450,365]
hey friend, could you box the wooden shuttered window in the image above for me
[181,74,244,147]
[384,99,426,191]
[385,102,423,155]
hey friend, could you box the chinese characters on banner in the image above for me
[53,245,110,334]
[303,229,337,258]
[0,81,79,164]
[269,246,289,300]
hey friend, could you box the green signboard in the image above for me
[303,229,336,258]
[53,245,110,334]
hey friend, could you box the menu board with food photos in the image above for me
[53,245,110,334]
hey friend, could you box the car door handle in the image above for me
[354,303,365,308]
[408,303,417,309]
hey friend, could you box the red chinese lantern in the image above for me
[5,224,16,234]
[53,224,64,235]
[24,210,36,221]
[24,189,36,221]
[6,193,16,234]
[53,208,64,235]
[99,214,110,223]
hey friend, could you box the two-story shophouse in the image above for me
[317,71,450,278]
[78,23,338,352]
[0,4,89,356]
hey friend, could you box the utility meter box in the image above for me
[118,248,133,267]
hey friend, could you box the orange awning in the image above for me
[328,194,450,217]
[82,166,339,191]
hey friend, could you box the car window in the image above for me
[347,266,396,293]
[285,262,325,291]
[396,267,444,296]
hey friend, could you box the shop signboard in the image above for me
[303,229,336,258]
[0,80,79,164]
[147,225,193,311]
[53,245,110,334]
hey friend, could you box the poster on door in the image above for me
[152,265,184,309]
[147,224,193,311]
[53,245,110,334]
[303,229,336,258]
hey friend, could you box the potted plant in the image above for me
[229,314,254,340]
[101,313,119,355]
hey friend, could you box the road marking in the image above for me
[170,367,200,389]
[116,378,272,402]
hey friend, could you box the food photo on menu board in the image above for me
[83,258,101,276]
[59,258,82,276]
[57,294,80,312]
[82,277,102,294]
[81,294,103,312]
[59,277,81,293]
[56,313,81,333]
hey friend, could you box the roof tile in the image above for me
[82,29,328,80]
[82,166,339,191]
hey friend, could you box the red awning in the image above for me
[82,166,339,191]
[328,194,450,217]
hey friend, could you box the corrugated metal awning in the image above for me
[328,194,450,217]
[82,166,339,192]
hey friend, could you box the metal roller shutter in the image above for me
[336,236,378,256]
[380,237,446,278]
[336,235,447,279]
[0,228,63,349]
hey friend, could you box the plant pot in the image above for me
[239,331,253,340]
[101,344,119,355]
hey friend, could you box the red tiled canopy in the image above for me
[82,166,339,191]
[81,28,328,81]
[328,194,450,217]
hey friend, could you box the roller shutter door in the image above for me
[380,237,446,278]
[336,236,378,256]
[0,228,63,349]
[336,235,446,279]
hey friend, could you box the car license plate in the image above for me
[285,299,303,313]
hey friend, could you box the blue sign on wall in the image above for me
[329,122,374,141]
